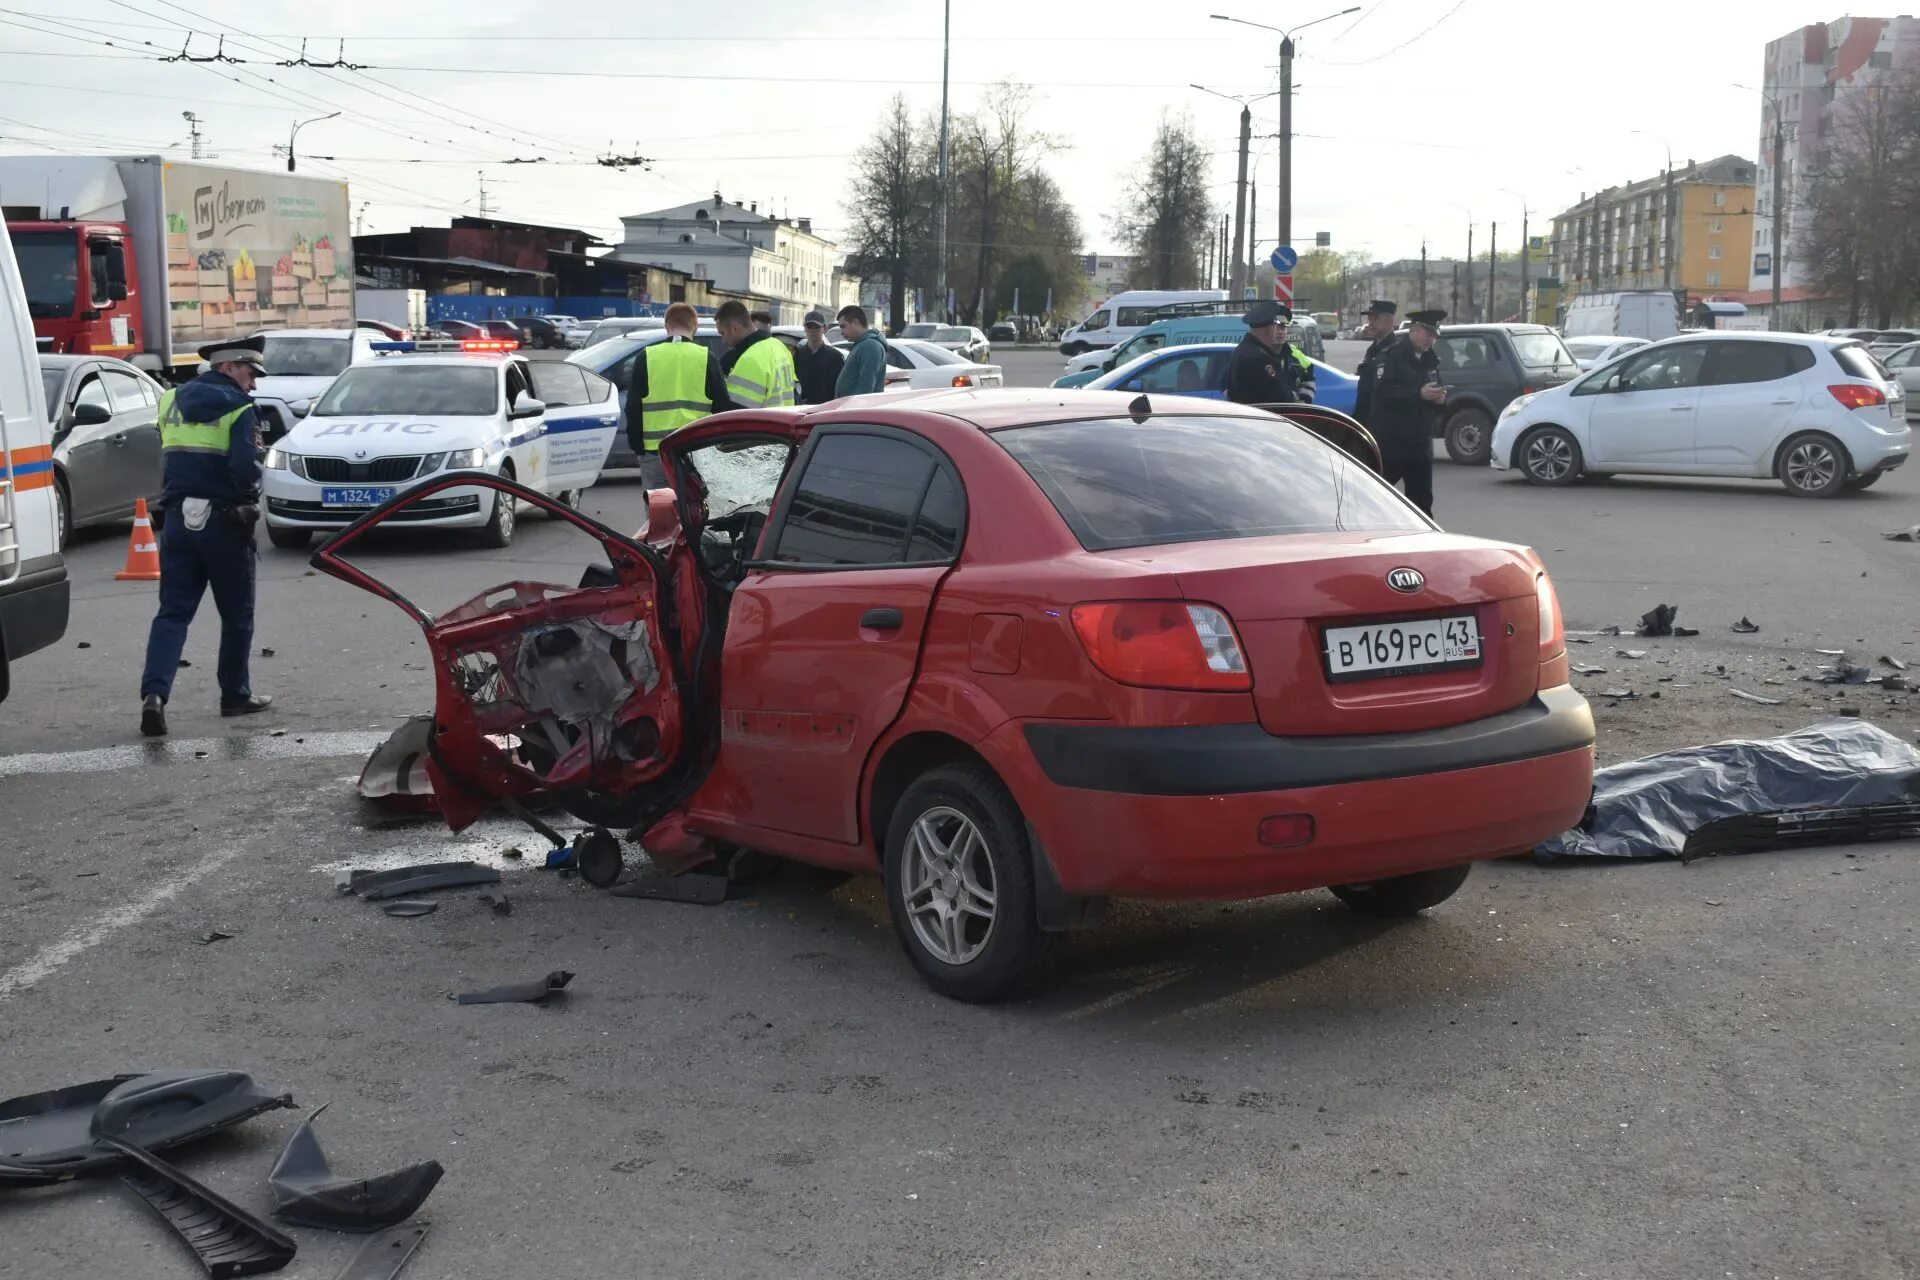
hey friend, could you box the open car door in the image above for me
[1260,403,1383,473]
[311,471,693,832]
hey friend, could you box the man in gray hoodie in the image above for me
[834,305,888,397]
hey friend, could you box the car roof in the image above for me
[807,386,1279,433]
[1661,330,1822,344]
[1436,323,1558,335]
[258,328,358,339]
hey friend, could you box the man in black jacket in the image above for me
[792,310,846,404]
[1224,300,1315,406]
[1369,308,1447,516]
[1351,299,1398,427]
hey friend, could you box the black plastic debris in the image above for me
[196,930,235,945]
[381,900,438,918]
[109,1136,296,1278]
[1818,657,1874,685]
[1539,720,1920,860]
[345,862,500,902]
[1685,802,1920,861]
[1599,624,1622,636]
[0,1070,293,1186]
[1637,603,1678,637]
[1731,616,1761,633]
[260,647,275,658]
[574,829,623,888]
[333,1222,430,1280]
[610,870,730,905]
[268,1105,443,1233]
[1673,625,1700,637]
[454,970,574,1005]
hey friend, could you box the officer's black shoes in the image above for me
[140,695,168,737]
[220,693,274,717]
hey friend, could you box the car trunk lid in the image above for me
[1110,531,1545,736]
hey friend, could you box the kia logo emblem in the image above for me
[1387,567,1424,593]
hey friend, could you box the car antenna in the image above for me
[1127,394,1151,424]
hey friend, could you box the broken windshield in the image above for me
[682,439,793,523]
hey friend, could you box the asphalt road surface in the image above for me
[3,354,1917,1278]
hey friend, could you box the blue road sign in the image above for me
[1269,245,1298,273]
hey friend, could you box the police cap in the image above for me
[1406,309,1447,332]
[1366,299,1397,317]
[1244,300,1291,327]
[197,334,267,370]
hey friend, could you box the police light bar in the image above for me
[459,339,518,352]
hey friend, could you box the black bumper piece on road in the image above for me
[1024,685,1595,796]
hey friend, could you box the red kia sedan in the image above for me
[317,389,1594,1001]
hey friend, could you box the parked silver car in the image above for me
[38,354,163,550]
[1878,342,1920,419]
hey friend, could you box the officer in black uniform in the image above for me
[1370,308,1446,516]
[1351,299,1398,427]
[1224,299,1315,406]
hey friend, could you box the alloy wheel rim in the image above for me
[1526,433,1573,480]
[902,805,997,965]
[498,492,515,538]
[1786,442,1836,491]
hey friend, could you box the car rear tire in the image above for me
[883,763,1060,1003]
[1778,432,1849,498]
[1329,863,1472,917]
[266,525,311,550]
[1443,407,1494,465]
[479,466,517,547]
[1844,471,1882,491]
[1517,426,1583,486]
[1062,342,1086,357]
[53,474,71,553]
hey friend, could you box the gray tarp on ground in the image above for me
[1539,720,1920,860]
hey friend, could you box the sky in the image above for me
[0,0,1831,266]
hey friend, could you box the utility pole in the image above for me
[1464,223,1475,321]
[285,111,340,174]
[1450,263,1459,320]
[1520,212,1530,323]
[1487,221,1497,321]
[1419,240,1428,309]
[936,0,951,322]
[1771,103,1784,320]
[477,172,491,217]
[1589,191,1601,290]
[1662,167,1675,291]
[1279,35,1293,253]
[1232,105,1250,297]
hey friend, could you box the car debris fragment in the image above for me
[610,869,730,905]
[1731,617,1761,633]
[453,970,574,1005]
[268,1105,444,1233]
[1615,649,1648,660]
[331,1222,430,1280]
[573,829,623,888]
[1884,525,1920,542]
[195,930,235,945]
[1571,662,1607,675]
[381,900,438,918]
[1729,689,1782,705]
[1599,688,1637,700]
[0,1070,293,1186]
[479,893,512,917]
[109,1136,297,1277]
[1636,603,1678,637]
[1881,655,1909,672]
[344,862,501,902]
[1539,720,1920,860]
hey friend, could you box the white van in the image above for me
[0,223,68,700]
[1561,290,1682,342]
[1058,290,1228,355]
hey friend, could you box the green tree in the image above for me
[1112,113,1215,290]
[844,94,934,332]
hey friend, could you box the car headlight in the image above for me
[1500,393,1538,421]
[265,446,289,470]
[428,447,485,471]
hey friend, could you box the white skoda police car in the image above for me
[261,345,620,550]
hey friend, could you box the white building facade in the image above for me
[606,193,842,322]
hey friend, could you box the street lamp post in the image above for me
[1211,8,1359,254]
[1194,84,1279,299]
[1448,200,1474,320]
[285,111,340,174]
[1499,187,1531,324]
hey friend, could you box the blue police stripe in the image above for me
[7,459,53,477]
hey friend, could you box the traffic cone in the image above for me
[115,499,162,582]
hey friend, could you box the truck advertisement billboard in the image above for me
[161,163,352,352]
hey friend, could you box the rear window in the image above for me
[1512,332,1579,370]
[997,414,1426,551]
[313,364,498,417]
[261,335,351,377]
[1833,344,1886,380]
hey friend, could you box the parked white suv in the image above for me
[1490,333,1910,497]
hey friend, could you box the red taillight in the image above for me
[951,374,974,387]
[1535,570,1563,657]
[1520,384,1535,395]
[460,339,517,352]
[1069,601,1251,692]
[1830,383,1887,409]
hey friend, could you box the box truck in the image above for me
[0,156,353,377]
[1560,290,1682,342]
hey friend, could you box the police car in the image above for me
[261,343,620,550]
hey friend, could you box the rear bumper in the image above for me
[0,557,70,666]
[996,686,1595,899]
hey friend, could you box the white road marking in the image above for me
[0,844,249,1000]
[0,731,389,780]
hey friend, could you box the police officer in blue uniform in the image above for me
[138,337,273,737]
[1351,299,1398,427]
[1370,309,1447,516]
[1224,299,1316,406]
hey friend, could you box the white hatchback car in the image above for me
[262,350,621,548]
[1490,333,1910,496]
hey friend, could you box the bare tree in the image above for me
[1795,74,1920,327]
[948,82,1065,323]
[1113,114,1215,291]
[844,94,932,332]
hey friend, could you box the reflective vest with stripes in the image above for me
[726,336,797,409]
[157,387,250,458]
[639,339,714,449]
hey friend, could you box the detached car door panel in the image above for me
[710,426,965,846]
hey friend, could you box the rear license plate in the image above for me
[1324,615,1482,681]
[320,486,396,507]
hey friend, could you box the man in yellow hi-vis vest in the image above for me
[138,336,272,736]
[715,299,796,413]
[623,302,730,488]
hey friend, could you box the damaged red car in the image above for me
[317,389,1595,1002]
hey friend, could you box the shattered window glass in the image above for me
[683,440,792,524]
